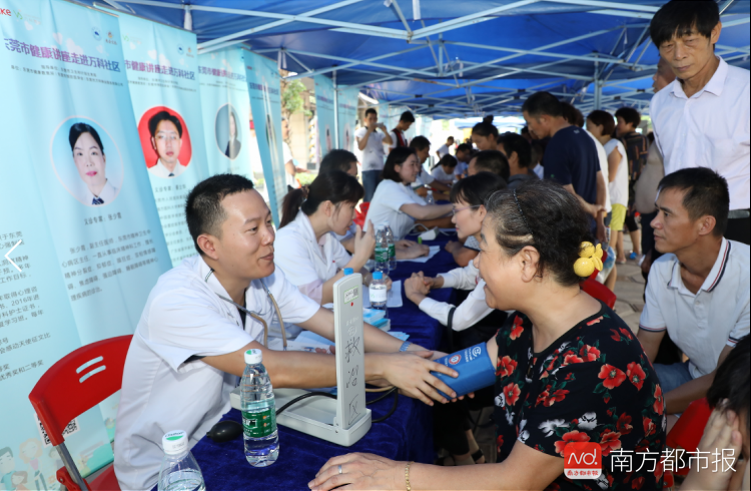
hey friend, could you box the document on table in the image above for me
[397,245,440,263]
[324,280,403,309]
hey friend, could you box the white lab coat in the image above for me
[275,212,352,304]
[418,261,493,331]
[114,255,319,491]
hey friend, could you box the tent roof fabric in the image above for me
[87,0,750,117]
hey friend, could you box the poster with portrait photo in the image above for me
[215,103,242,160]
[0,0,173,480]
[51,117,124,207]
[137,107,193,179]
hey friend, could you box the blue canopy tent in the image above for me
[85,0,749,118]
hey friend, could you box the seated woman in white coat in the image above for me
[404,172,508,347]
[365,147,454,239]
[276,171,385,305]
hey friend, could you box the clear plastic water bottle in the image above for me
[425,189,435,205]
[369,271,388,316]
[241,349,279,467]
[374,225,389,273]
[383,224,397,272]
[157,430,205,491]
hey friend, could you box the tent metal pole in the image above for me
[438,26,624,79]
[194,0,404,51]
[441,41,631,65]
[333,71,340,149]
[593,55,602,110]
[722,17,750,27]
[544,0,658,13]
[284,45,431,80]
[409,0,540,40]
[389,0,414,36]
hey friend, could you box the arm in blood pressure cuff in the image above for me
[431,343,496,399]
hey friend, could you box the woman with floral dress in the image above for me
[309,179,667,491]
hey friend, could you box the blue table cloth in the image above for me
[187,236,458,491]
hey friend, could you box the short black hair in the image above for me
[446,136,455,142]
[409,135,431,152]
[456,143,472,155]
[365,108,377,117]
[650,0,720,49]
[382,147,416,183]
[438,154,458,169]
[148,110,183,138]
[658,167,729,237]
[399,111,415,123]
[560,102,584,128]
[587,110,616,136]
[186,174,255,255]
[471,122,499,140]
[486,179,593,286]
[0,447,11,458]
[69,122,105,154]
[497,132,532,169]
[320,149,357,175]
[450,172,507,206]
[473,150,510,181]
[522,91,562,118]
[615,107,642,129]
[707,335,750,435]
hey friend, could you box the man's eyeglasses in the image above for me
[451,205,481,216]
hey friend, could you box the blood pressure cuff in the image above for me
[431,342,496,399]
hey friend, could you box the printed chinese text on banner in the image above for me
[314,74,335,161]
[115,10,209,266]
[0,0,174,482]
[198,47,267,202]
[244,49,285,225]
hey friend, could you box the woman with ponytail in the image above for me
[276,170,380,305]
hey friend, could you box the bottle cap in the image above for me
[244,349,263,365]
[162,430,189,455]
[372,271,383,280]
[343,268,354,276]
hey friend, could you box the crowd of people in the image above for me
[111,1,749,490]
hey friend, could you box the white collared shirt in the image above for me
[586,129,612,213]
[81,179,118,206]
[274,212,353,304]
[355,127,386,172]
[650,57,750,210]
[365,179,426,239]
[418,262,492,331]
[604,139,629,208]
[148,159,186,179]
[114,255,319,491]
[639,238,750,379]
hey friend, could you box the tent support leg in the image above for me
[334,71,340,149]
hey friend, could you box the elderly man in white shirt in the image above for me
[356,108,393,202]
[637,168,749,433]
[114,174,460,491]
[649,0,750,244]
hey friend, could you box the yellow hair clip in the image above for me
[574,241,604,277]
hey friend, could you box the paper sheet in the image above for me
[397,245,440,263]
[363,280,403,308]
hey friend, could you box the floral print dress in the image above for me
[494,301,666,490]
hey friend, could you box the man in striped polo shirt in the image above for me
[638,168,749,432]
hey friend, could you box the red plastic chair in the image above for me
[353,201,370,229]
[666,397,712,476]
[29,335,132,491]
[581,278,617,308]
